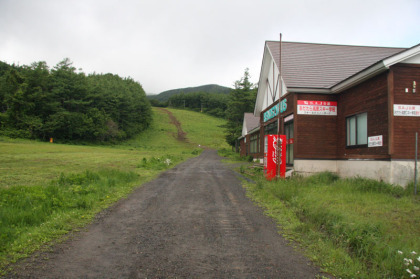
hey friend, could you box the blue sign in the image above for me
[263,99,287,122]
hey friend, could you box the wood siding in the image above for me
[239,137,247,157]
[391,64,420,159]
[337,72,390,159]
[295,94,338,159]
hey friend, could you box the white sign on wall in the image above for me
[297,100,337,115]
[393,104,420,117]
[368,135,383,147]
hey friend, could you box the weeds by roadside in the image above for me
[137,155,178,170]
[0,169,139,273]
[241,169,420,278]
[218,148,254,162]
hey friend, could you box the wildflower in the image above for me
[407,269,413,274]
[405,258,412,266]
[418,256,420,262]
[413,251,418,255]
[165,158,172,166]
[398,250,404,255]
[414,266,419,271]
[410,274,417,278]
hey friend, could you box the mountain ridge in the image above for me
[147,84,232,102]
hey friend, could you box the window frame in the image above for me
[346,112,368,148]
[250,133,260,154]
[264,120,278,135]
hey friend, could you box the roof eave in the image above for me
[248,126,260,134]
[383,43,420,67]
[331,62,387,93]
[287,87,331,94]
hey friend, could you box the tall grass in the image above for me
[0,170,138,267]
[244,171,420,278]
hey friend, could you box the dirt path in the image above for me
[157,108,188,142]
[6,150,322,278]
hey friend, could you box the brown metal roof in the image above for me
[266,41,407,89]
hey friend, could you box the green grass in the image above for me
[0,108,193,189]
[0,107,219,273]
[242,170,420,278]
[167,108,229,149]
[0,170,139,267]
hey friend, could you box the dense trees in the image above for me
[167,92,229,118]
[0,59,151,142]
[224,68,257,149]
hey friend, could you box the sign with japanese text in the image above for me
[393,104,420,117]
[368,135,383,147]
[297,100,337,116]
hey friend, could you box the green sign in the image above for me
[264,99,287,122]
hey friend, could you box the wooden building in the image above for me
[239,113,260,157]
[243,40,420,186]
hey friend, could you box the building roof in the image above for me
[241,113,260,137]
[266,41,407,89]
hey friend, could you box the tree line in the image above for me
[0,59,152,142]
[151,92,229,118]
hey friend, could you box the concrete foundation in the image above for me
[294,159,418,187]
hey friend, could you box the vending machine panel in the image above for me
[264,135,286,180]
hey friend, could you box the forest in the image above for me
[147,84,231,102]
[165,92,229,118]
[0,59,152,142]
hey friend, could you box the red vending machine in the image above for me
[264,135,287,180]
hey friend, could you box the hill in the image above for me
[147,84,232,102]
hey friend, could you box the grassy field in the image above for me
[0,107,227,273]
[168,108,229,150]
[240,168,420,279]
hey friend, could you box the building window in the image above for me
[346,112,367,146]
[264,120,278,135]
[250,133,260,154]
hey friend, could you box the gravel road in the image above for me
[7,150,322,278]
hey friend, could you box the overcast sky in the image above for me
[1,0,419,94]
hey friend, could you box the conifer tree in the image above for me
[224,68,257,150]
